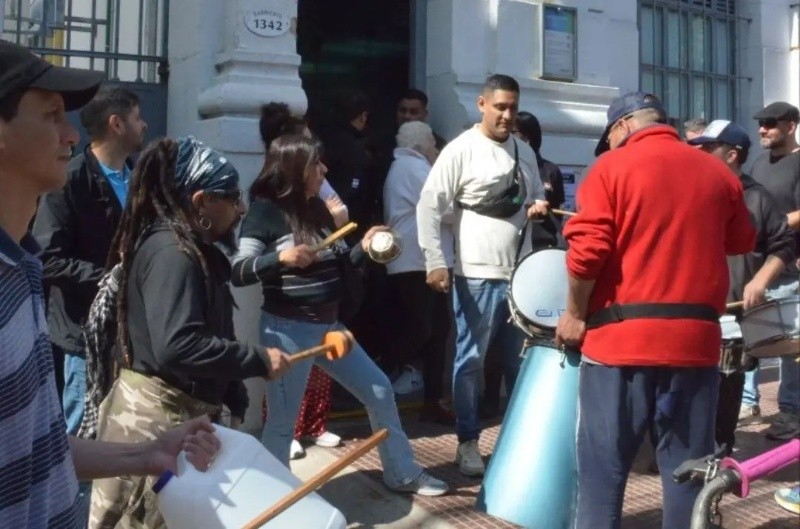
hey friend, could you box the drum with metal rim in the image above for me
[740,295,800,359]
[508,248,568,341]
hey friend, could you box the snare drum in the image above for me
[508,248,568,340]
[740,295,800,359]
[718,315,745,375]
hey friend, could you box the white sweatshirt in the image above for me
[383,147,455,274]
[417,125,544,280]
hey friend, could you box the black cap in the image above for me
[595,92,666,156]
[0,39,104,112]
[687,120,751,150]
[753,102,800,123]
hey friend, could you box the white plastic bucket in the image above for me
[155,426,347,529]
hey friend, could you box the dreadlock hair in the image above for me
[249,134,326,244]
[107,137,211,365]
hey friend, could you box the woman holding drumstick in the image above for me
[232,134,449,496]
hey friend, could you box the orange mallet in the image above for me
[287,330,354,365]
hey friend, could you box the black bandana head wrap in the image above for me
[174,136,240,196]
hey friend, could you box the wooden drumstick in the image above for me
[311,222,358,253]
[551,208,576,217]
[242,428,390,529]
[725,301,745,311]
[287,330,354,365]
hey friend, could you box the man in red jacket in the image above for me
[555,92,756,529]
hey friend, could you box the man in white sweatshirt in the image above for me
[417,74,548,476]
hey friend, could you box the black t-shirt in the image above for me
[750,149,800,279]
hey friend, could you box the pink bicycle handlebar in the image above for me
[720,439,800,498]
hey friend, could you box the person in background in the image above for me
[89,137,291,528]
[683,117,708,142]
[688,119,795,455]
[0,38,219,529]
[740,102,800,441]
[232,134,449,496]
[258,101,344,459]
[382,120,455,424]
[33,86,147,437]
[555,92,755,529]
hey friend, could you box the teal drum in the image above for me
[476,345,580,528]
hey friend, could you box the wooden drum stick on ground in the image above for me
[242,429,390,529]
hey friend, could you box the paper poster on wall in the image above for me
[559,166,582,211]
[542,5,577,81]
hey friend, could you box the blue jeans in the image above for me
[741,281,800,413]
[575,364,719,529]
[259,313,422,488]
[63,350,86,435]
[452,276,523,443]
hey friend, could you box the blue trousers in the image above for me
[575,363,719,529]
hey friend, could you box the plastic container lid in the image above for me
[152,469,174,494]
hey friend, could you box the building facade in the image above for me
[3,0,798,429]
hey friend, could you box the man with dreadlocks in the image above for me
[88,136,291,529]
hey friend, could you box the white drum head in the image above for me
[509,249,568,330]
[719,314,742,340]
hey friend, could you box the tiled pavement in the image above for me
[326,375,800,528]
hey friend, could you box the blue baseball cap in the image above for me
[595,92,666,156]
[687,120,751,150]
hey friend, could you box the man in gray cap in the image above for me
[739,102,800,440]
[689,119,795,455]
[0,39,220,529]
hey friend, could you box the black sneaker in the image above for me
[765,413,800,441]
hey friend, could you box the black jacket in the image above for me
[126,226,269,414]
[32,147,127,352]
[727,174,797,301]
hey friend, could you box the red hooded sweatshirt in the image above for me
[564,125,756,366]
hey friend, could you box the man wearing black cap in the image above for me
[555,92,755,529]
[689,119,796,455]
[740,101,800,439]
[0,39,219,529]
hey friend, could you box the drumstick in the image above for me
[311,222,358,253]
[287,330,354,365]
[726,301,745,311]
[242,429,390,529]
[551,208,576,217]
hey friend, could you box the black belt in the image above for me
[587,303,719,330]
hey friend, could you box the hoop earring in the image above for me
[198,215,213,231]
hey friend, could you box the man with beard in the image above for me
[33,85,147,436]
[740,101,800,440]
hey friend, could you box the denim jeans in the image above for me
[741,281,800,413]
[575,364,719,529]
[63,350,86,435]
[259,312,423,488]
[452,276,523,443]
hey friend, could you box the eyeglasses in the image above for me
[758,118,779,129]
[605,113,635,144]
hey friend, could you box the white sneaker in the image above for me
[389,471,450,497]
[392,365,424,395]
[456,440,486,477]
[290,439,305,460]
[305,431,341,448]
[738,404,761,422]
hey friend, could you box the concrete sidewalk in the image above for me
[291,444,454,529]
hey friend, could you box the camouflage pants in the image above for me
[88,369,220,529]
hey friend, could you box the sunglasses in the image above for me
[209,189,243,203]
[758,118,779,129]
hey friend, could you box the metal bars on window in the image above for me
[1,0,169,83]
[639,0,740,130]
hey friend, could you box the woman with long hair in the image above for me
[259,102,344,459]
[89,137,290,528]
[232,134,449,496]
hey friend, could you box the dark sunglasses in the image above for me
[209,189,243,203]
[758,118,779,129]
